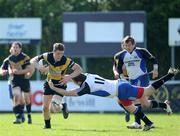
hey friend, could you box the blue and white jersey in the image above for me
[75,73,118,98]
[75,73,143,101]
[114,47,158,80]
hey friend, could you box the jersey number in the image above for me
[94,77,105,84]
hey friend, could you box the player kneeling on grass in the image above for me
[48,68,179,131]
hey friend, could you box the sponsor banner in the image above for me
[0,18,42,44]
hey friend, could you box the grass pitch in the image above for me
[0,113,179,136]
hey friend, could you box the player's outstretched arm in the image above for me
[60,63,82,84]
[48,80,78,96]
[70,63,83,78]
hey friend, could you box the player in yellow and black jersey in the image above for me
[31,43,82,129]
[38,52,76,96]
[0,41,33,124]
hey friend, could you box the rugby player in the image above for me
[30,43,82,129]
[113,35,167,129]
[0,41,33,124]
[48,68,179,131]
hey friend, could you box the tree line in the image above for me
[0,0,179,80]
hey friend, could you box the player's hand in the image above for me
[114,73,120,79]
[39,66,49,75]
[0,69,8,76]
[25,72,33,79]
[48,80,54,89]
[12,69,21,75]
[152,70,158,79]
[25,66,35,79]
[120,74,129,80]
[60,75,72,85]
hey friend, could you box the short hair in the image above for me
[72,73,87,83]
[121,35,135,47]
[12,41,22,48]
[53,43,65,52]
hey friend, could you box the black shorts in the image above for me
[11,76,31,92]
[43,80,67,97]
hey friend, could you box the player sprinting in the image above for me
[113,35,167,129]
[36,59,67,113]
[0,41,33,124]
[30,43,82,129]
[48,68,179,131]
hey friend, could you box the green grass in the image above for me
[0,113,179,136]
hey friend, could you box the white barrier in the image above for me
[0,81,122,112]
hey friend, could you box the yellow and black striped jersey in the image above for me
[37,52,75,80]
[1,52,30,78]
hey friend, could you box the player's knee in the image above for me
[13,95,21,103]
[144,86,155,96]
[141,104,148,108]
[141,102,151,108]
[25,99,31,105]
[24,96,31,104]
[43,105,49,112]
[127,109,135,113]
[124,105,136,113]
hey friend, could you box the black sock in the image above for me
[159,103,167,109]
[151,100,167,109]
[13,105,21,118]
[28,114,31,118]
[151,73,174,89]
[20,104,25,116]
[134,107,152,125]
[44,119,51,128]
[134,104,141,124]
[26,104,31,115]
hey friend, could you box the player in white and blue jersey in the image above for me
[113,36,169,129]
[47,68,178,131]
